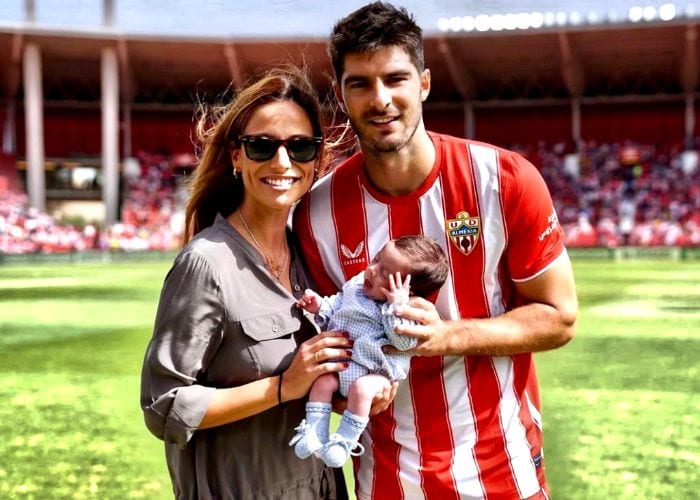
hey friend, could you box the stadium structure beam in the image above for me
[681,24,698,91]
[24,0,35,23]
[103,0,115,27]
[1,33,23,155]
[23,42,45,210]
[101,45,119,225]
[682,24,698,145]
[224,42,244,88]
[558,32,584,145]
[557,32,584,96]
[117,38,135,158]
[437,37,474,101]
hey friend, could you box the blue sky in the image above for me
[0,1,695,38]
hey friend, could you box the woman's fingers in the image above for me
[313,347,352,364]
[306,331,352,351]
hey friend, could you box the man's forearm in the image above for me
[443,301,577,357]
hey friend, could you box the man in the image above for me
[293,2,578,499]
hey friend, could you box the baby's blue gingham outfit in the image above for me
[315,272,418,397]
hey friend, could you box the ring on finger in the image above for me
[314,351,320,363]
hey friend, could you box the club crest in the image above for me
[445,211,480,256]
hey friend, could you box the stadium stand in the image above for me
[1,141,698,253]
[1,4,698,253]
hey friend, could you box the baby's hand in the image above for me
[381,272,411,305]
[296,289,322,314]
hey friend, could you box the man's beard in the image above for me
[349,110,422,155]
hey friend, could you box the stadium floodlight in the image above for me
[448,16,463,31]
[530,12,544,28]
[555,11,568,26]
[658,3,676,21]
[587,10,601,24]
[475,14,490,31]
[488,14,505,31]
[516,12,530,29]
[437,17,450,32]
[543,12,556,26]
[642,6,657,21]
[461,16,476,32]
[569,11,583,25]
[607,8,622,22]
[504,13,519,30]
[628,6,644,22]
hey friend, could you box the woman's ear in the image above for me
[230,147,241,168]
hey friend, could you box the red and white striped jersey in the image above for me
[293,132,565,499]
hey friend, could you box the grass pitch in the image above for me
[0,257,698,499]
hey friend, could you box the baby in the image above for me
[290,235,449,467]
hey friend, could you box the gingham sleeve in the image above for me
[381,302,418,351]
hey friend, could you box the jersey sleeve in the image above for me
[500,150,566,281]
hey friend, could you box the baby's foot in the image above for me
[318,433,365,468]
[289,420,323,459]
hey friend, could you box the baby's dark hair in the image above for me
[393,235,448,299]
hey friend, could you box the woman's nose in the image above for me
[273,145,293,169]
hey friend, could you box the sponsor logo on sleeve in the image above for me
[539,211,559,241]
[446,211,480,256]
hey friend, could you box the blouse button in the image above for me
[272,324,279,333]
[294,284,301,292]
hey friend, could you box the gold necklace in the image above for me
[238,211,289,282]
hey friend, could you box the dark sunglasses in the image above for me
[237,135,323,163]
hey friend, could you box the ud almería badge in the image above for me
[445,211,480,256]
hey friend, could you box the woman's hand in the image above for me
[280,331,352,402]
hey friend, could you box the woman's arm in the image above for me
[200,331,352,428]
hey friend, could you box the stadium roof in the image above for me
[0,1,698,106]
[1,0,697,39]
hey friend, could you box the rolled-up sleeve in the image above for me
[140,250,222,449]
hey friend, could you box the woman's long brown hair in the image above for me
[183,67,325,244]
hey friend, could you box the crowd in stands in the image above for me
[0,141,698,254]
[533,141,700,247]
[0,151,189,254]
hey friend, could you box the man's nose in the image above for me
[370,82,391,110]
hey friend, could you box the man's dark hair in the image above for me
[328,1,425,83]
[393,235,448,299]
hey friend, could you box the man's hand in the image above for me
[384,296,456,356]
[331,381,397,416]
[369,380,398,415]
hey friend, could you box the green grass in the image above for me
[0,258,698,498]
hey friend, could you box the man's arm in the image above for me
[391,252,578,357]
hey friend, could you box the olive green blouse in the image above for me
[140,214,344,500]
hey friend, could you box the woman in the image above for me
[140,68,352,499]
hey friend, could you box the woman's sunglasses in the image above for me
[237,135,323,163]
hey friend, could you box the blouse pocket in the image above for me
[240,309,304,375]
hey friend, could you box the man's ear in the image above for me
[333,81,347,113]
[420,68,431,102]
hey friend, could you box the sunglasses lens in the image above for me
[240,136,320,162]
[243,137,277,161]
[287,138,319,162]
